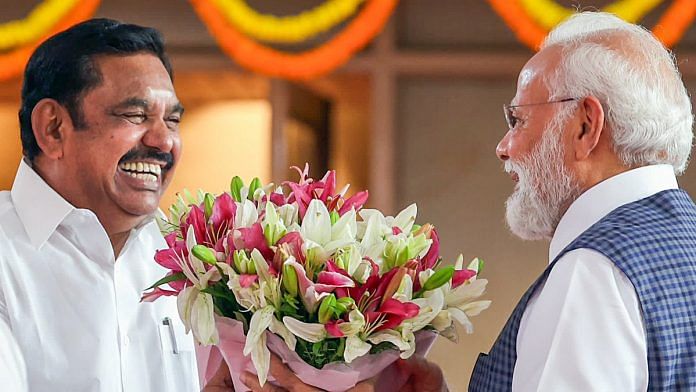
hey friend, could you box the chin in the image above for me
[119,196,161,218]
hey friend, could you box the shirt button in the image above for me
[122,336,130,347]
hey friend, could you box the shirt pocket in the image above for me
[158,316,198,392]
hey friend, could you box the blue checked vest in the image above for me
[469,189,696,391]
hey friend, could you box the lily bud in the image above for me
[422,266,455,292]
[382,267,407,305]
[230,176,244,202]
[318,294,337,324]
[204,193,215,219]
[414,223,433,238]
[248,177,262,201]
[282,263,299,297]
[233,250,248,273]
[192,245,217,265]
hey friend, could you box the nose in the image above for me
[142,118,175,153]
[496,131,511,162]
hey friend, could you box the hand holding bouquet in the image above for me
[143,165,491,391]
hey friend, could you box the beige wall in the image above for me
[0,2,694,391]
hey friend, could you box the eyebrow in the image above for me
[113,97,185,115]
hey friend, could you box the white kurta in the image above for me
[512,165,679,391]
[0,160,199,391]
[0,318,27,392]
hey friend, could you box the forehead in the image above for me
[513,46,561,104]
[89,53,178,106]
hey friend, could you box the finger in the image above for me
[267,354,324,392]
[267,353,301,383]
[202,361,234,391]
[349,378,377,392]
[241,371,284,392]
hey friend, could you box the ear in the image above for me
[31,98,73,160]
[572,95,605,161]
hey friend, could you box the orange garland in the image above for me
[189,0,399,80]
[0,0,101,81]
[487,0,696,50]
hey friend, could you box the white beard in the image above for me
[504,121,581,241]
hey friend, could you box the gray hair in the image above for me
[542,12,694,174]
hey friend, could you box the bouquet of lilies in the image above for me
[143,165,491,391]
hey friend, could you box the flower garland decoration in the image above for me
[0,0,101,81]
[212,0,366,43]
[0,0,80,50]
[488,0,696,50]
[189,0,399,80]
[520,0,664,29]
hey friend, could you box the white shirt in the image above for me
[0,160,199,392]
[513,165,678,392]
[0,318,27,392]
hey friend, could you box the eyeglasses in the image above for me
[503,97,579,130]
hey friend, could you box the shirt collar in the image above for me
[549,164,678,262]
[11,159,75,249]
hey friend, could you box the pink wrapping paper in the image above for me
[198,316,438,392]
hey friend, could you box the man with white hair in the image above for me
[469,10,696,391]
[240,11,695,392]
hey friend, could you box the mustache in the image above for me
[119,148,174,171]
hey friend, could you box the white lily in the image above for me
[301,200,357,266]
[243,306,275,385]
[334,245,372,284]
[235,199,260,228]
[358,204,431,270]
[283,309,368,363]
[428,258,491,338]
[175,227,220,345]
[358,203,418,237]
[243,305,296,386]
[262,202,287,246]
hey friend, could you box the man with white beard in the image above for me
[242,11,696,392]
[469,11,696,392]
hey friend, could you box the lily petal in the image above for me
[282,317,327,343]
[269,316,297,351]
[344,335,372,363]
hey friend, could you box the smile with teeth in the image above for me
[118,161,162,183]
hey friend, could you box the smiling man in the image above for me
[0,19,198,391]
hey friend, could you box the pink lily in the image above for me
[141,286,178,302]
[338,191,369,216]
[366,298,420,332]
[285,258,354,313]
[210,193,237,235]
[154,232,187,272]
[234,223,274,261]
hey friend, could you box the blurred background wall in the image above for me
[0,1,695,390]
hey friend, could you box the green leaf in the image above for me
[146,272,186,290]
[230,176,244,202]
[422,266,455,292]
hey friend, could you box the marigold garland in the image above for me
[0,0,101,81]
[190,0,398,80]
[520,0,664,29]
[212,0,365,43]
[0,0,80,50]
[488,0,696,50]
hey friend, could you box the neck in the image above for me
[109,230,131,258]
